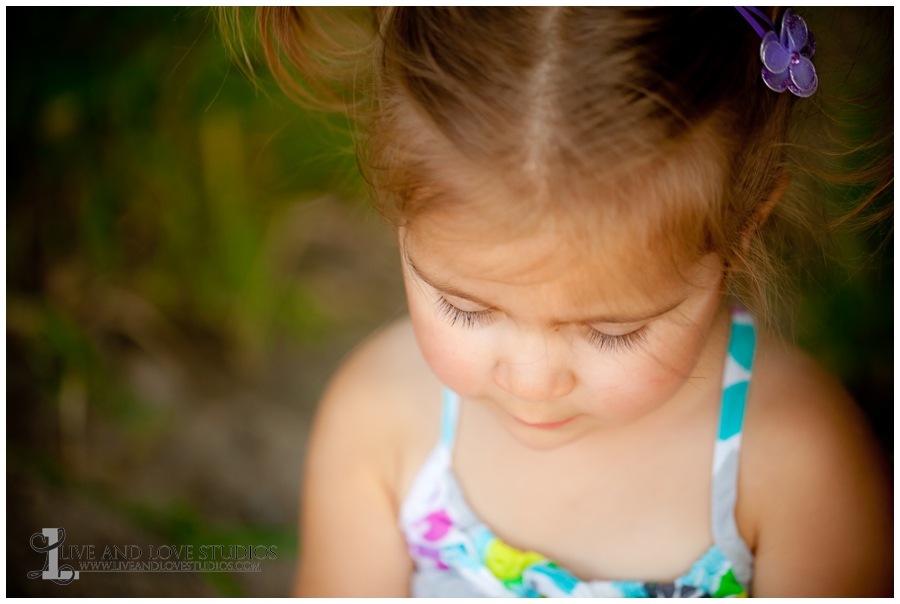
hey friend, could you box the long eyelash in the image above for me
[583,325,647,353]
[435,297,493,328]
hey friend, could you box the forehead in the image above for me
[403,212,708,323]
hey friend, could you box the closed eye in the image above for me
[435,296,494,328]
[582,325,647,353]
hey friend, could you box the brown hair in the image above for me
[219,7,891,327]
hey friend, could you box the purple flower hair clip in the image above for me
[736,7,818,98]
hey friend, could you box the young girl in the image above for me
[228,7,892,597]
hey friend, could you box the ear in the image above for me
[742,172,790,253]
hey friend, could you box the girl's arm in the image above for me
[744,347,893,597]
[292,337,415,596]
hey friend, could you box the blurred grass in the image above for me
[5,6,892,597]
[8,7,363,358]
[8,7,381,596]
[8,7,372,423]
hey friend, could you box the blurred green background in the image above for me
[6,7,891,597]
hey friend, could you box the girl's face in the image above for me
[401,213,728,450]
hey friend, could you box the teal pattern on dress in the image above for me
[399,307,757,597]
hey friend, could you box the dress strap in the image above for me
[440,388,461,450]
[710,308,756,588]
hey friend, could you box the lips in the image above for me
[514,415,577,430]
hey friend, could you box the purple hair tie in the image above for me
[736,6,818,98]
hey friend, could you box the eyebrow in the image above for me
[576,299,687,325]
[405,250,495,308]
[404,249,687,325]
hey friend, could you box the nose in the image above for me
[492,350,576,402]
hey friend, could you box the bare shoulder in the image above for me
[295,316,441,596]
[743,334,886,475]
[313,315,442,497]
[738,333,892,596]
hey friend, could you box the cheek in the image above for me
[406,283,492,395]
[580,325,710,420]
